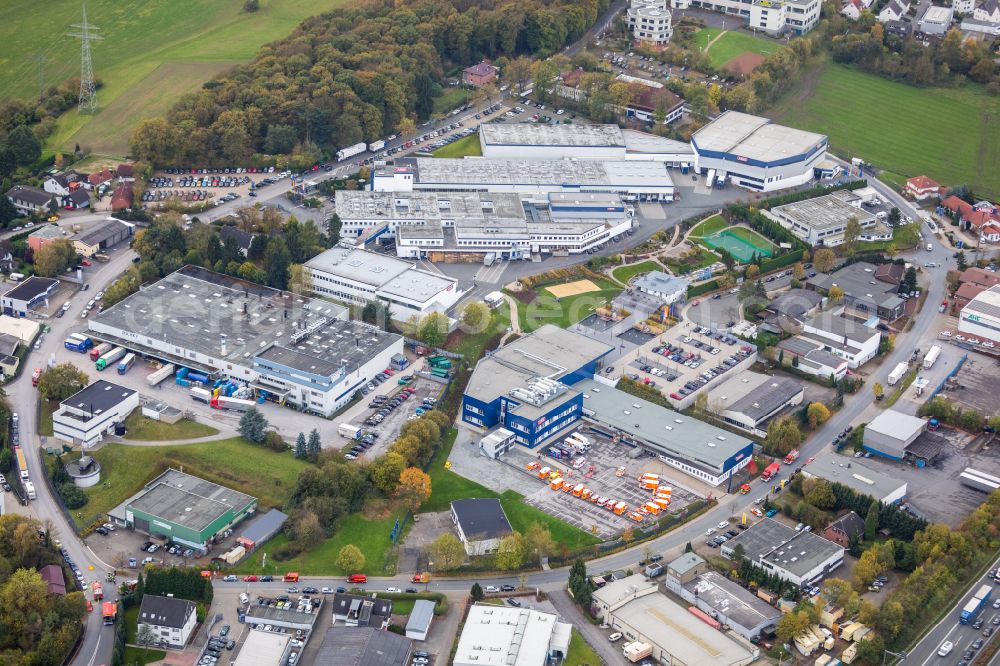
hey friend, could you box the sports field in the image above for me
[546,279,600,299]
[702,228,774,262]
[772,63,1000,199]
[693,28,776,68]
[0,0,349,156]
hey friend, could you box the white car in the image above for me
[321,587,333,594]
[485,585,500,593]
[717,521,729,529]
[705,528,716,536]
[386,587,401,593]
[993,599,1000,609]
[938,641,953,657]
[941,331,952,337]
[608,632,623,642]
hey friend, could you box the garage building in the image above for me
[233,630,290,666]
[707,372,804,437]
[1,276,58,317]
[801,451,907,504]
[70,218,133,257]
[721,518,844,586]
[863,409,927,460]
[314,627,413,666]
[110,468,256,553]
[691,111,827,192]
[53,380,139,448]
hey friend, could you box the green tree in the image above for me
[843,217,861,257]
[307,429,321,462]
[470,582,484,601]
[956,250,968,271]
[460,301,491,332]
[294,432,307,459]
[776,610,811,642]
[494,532,526,570]
[33,239,76,277]
[37,363,88,401]
[804,478,835,510]
[429,533,466,571]
[264,236,291,289]
[902,265,919,293]
[828,285,844,304]
[238,406,268,444]
[369,452,406,495]
[806,402,831,429]
[396,466,432,512]
[417,312,448,347]
[568,558,592,606]
[7,125,41,165]
[0,195,20,227]
[865,499,879,541]
[524,522,555,565]
[335,544,366,573]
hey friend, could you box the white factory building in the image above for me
[304,245,462,318]
[802,451,907,504]
[372,157,675,201]
[88,266,404,418]
[722,518,845,587]
[335,190,633,260]
[477,124,694,167]
[691,111,827,192]
[764,189,890,247]
[680,0,821,34]
[959,284,1000,343]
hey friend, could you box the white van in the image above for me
[927,243,933,252]
[239,593,249,605]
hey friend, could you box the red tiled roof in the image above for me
[907,175,940,190]
[960,267,1000,288]
[39,565,66,595]
[111,183,133,210]
[463,60,497,77]
[117,163,135,177]
[560,69,586,88]
[954,282,985,304]
[942,195,1000,229]
[88,168,113,186]
[630,86,683,113]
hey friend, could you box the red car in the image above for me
[81,259,92,267]
[670,393,682,400]
[243,575,259,582]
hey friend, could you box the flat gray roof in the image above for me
[684,571,780,631]
[669,552,706,576]
[405,599,435,633]
[90,266,348,366]
[128,468,255,532]
[612,592,756,666]
[693,111,826,163]
[964,285,1000,320]
[770,191,876,231]
[72,219,131,247]
[255,319,399,377]
[314,627,411,666]
[710,373,802,422]
[411,157,672,188]
[806,262,904,311]
[233,630,289,666]
[622,130,694,155]
[305,246,456,301]
[803,451,907,501]
[724,518,843,578]
[866,409,926,442]
[335,190,526,223]
[634,270,689,294]
[578,380,753,472]
[61,379,136,414]
[480,123,625,147]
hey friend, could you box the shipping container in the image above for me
[190,387,212,404]
[688,606,721,629]
[146,364,176,386]
[337,143,366,161]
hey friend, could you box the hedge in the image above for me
[687,279,721,298]
[758,248,804,273]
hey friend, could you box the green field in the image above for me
[0,0,350,156]
[516,277,623,333]
[693,28,776,68]
[772,63,1000,199]
[432,134,482,159]
[74,438,307,529]
[611,260,662,285]
[122,410,219,441]
[689,214,728,238]
[564,630,602,666]
[432,87,470,116]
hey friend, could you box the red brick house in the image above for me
[905,175,941,201]
[111,183,133,211]
[954,281,986,309]
[462,60,498,87]
[824,511,865,548]
[941,195,1000,243]
[961,267,1000,289]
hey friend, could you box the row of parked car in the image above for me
[141,189,210,203]
[150,175,251,189]
[360,367,399,396]
[163,166,276,175]
[364,385,417,426]
[345,431,379,460]
[667,346,755,401]
[427,125,478,150]
[59,545,86,590]
[200,632,235,666]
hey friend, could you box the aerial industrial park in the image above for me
[3,0,1000,665]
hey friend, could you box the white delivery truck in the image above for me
[887,362,908,386]
[339,423,362,439]
[923,345,941,369]
[336,142,366,162]
[368,140,386,152]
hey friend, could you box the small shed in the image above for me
[405,599,435,641]
[236,508,288,551]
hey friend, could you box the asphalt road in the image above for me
[15,247,139,666]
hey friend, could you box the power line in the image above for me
[67,5,103,114]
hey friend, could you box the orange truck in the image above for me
[550,477,564,490]
[283,572,299,583]
[571,484,585,497]
[538,466,551,480]
[31,368,41,387]
[613,502,628,515]
[526,461,540,471]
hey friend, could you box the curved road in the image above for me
[25,168,946,665]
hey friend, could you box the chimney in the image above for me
[220,334,228,356]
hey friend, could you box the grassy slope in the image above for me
[3,0,350,156]
[771,63,1000,199]
[122,409,219,441]
[689,214,728,238]
[432,134,483,159]
[432,87,470,115]
[76,438,307,528]
[707,31,776,67]
[516,277,623,333]
[611,260,661,285]
[693,27,722,51]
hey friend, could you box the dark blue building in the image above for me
[462,325,613,449]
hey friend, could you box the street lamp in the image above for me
[882,649,907,666]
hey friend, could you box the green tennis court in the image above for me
[703,228,774,263]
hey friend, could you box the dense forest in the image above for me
[130,0,607,166]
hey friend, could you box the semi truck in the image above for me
[783,449,800,465]
[15,446,28,480]
[92,581,104,600]
[190,387,212,404]
[960,583,992,623]
[887,362,908,386]
[24,481,35,500]
[102,601,117,625]
[146,363,175,386]
[95,346,126,371]
[211,396,254,412]
[336,142,366,162]
[923,345,941,369]
[339,423,363,439]
[89,342,112,361]
[368,140,386,152]
[64,334,93,352]
[117,353,136,375]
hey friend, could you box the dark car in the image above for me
[405,587,418,593]
[501,584,516,592]
[302,586,319,594]
[261,575,273,582]
[505,598,521,607]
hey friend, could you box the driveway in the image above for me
[547,589,629,665]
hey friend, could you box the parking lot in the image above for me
[626,325,756,406]
[146,167,286,207]
[511,428,701,539]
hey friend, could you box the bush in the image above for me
[59,482,88,509]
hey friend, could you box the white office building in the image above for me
[371,157,675,201]
[628,0,674,46]
[764,189,890,247]
[691,111,827,192]
[686,0,821,34]
[478,124,694,166]
[721,518,845,586]
[53,380,139,449]
[304,245,461,318]
[800,313,881,368]
[137,595,197,649]
[959,284,1000,343]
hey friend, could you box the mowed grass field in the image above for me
[515,277,623,333]
[0,0,350,156]
[693,28,776,68]
[431,134,482,158]
[773,63,1000,198]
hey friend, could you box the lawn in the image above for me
[450,304,511,362]
[0,0,352,155]
[771,62,1000,199]
[233,508,407,576]
[122,409,218,441]
[74,437,307,529]
[858,222,921,252]
[704,31,776,68]
[515,277,623,333]
[432,134,482,158]
[432,87,470,116]
[693,27,722,51]
[611,260,662,285]
[40,399,55,437]
[423,429,600,551]
[688,214,728,238]
[123,647,166,665]
[563,629,602,666]
[664,247,718,275]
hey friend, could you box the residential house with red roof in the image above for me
[462,60,498,87]
[116,163,136,182]
[941,196,1000,243]
[87,168,114,190]
[905,175,941,201]
[111,183,133,211]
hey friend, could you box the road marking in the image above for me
[85,632,102,666]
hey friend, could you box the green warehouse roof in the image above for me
[127,469,255,533]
